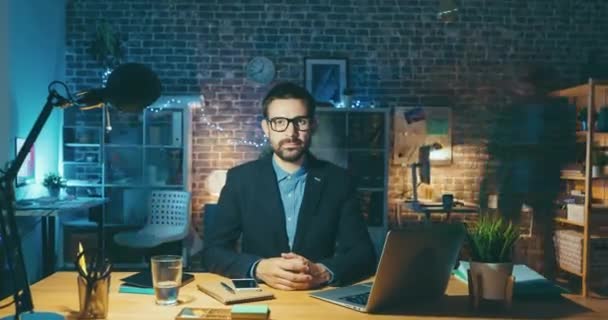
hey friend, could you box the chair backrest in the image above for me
[148,190,191,228]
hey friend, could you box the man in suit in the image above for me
[202,82,376,290]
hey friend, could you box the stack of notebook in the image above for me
[196,282,274,304]
[119,271,194,295]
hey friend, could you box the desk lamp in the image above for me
[0,63,161,320]
[409,143,443,213]
[408,143,478,221]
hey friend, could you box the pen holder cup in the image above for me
[77,274,111,319]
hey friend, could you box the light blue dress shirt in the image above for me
[271,157,308,249]
[249,157,334,284]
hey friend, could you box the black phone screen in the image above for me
[231,279,258,289]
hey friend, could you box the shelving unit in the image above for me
[551,78,608,297]
[61,96,194,266]
[309,108,389,256]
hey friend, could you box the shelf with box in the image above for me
[552,79,608,297]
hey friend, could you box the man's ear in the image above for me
[310,116,318,134]
[261,119,269,137]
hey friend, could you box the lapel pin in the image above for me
[314,177,321,182]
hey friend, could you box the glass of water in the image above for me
[151,255,182,305]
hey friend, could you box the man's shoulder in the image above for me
[227,157,268,176]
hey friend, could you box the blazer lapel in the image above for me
[257,157,290,253]
[292,158,326,251]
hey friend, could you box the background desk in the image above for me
[15,197,108,276]
[1,272,606,319]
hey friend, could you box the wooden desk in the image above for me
[1,272,606,319]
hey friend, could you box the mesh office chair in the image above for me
[114,190,191,263]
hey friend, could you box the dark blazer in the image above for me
[202,154,377,286]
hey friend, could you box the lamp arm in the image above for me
[4,90,67,182]
[0,88,68,318]
[0,178,33,317]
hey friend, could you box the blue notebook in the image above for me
[453,261,567,298]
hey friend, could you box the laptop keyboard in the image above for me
[340,292,369,305]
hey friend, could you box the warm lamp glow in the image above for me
[430,148,450,161]
[206,170,227,196]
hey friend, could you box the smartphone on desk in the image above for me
[231,278,261,291]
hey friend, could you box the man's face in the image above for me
[261,98,314,163]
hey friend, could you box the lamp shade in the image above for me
[76,63,162,112]
[106,63,162,112]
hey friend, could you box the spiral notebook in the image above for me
[197,282,274,305]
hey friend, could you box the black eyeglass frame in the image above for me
[266,116,313,132]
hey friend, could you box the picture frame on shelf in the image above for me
[304,58,347,105]
[15,137,35,186]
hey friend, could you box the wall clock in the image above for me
[246,56,275,84]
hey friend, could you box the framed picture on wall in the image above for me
[392,106,452,166]
[15,137,35,186]
[304,58,347,105]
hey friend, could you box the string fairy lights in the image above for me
[147,95,268,148]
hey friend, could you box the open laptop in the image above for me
[310,223,465,313]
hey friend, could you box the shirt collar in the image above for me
[272,156,308,182]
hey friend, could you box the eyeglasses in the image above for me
[266,116,312,132]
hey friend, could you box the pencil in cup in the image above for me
[77,274,111,319]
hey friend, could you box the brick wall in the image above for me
[66,0,608,267]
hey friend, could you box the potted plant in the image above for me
[466,213,520,301]
[89,22,123,68]
[42,173,67,198]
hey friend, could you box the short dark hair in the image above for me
[261,82,316,118]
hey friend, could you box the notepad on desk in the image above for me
[119,284,155,295]
[231,305,270,320]
[453,261,568,298]
[197,282,274,305]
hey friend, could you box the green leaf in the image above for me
[466,213,520,263]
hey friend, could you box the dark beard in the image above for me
[274,139,308,162]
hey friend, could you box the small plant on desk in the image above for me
[42,173,67,198]
[466,213,520,306]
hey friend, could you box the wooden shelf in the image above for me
[576,131,608,141]
[553,79,608,298]
[550,81,608,97]
[560,174,608,180]
[555,217,585,227]
[561,174,585,180]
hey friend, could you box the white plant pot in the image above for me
[469,261,513,301]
